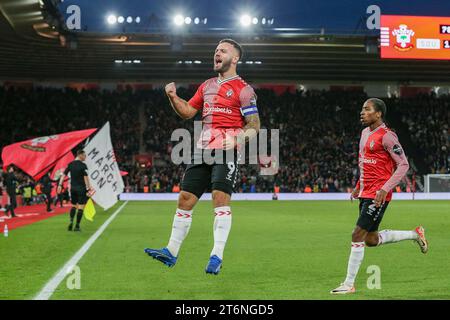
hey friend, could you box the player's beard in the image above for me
[214,57,232,73]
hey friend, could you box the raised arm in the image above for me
[165,82,199,120]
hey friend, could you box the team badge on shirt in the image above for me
[226,89,234,97]
[369,140,375,150]
[393,144,403,155]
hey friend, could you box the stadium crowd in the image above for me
[1,85,448,197]
[396,93,449,174]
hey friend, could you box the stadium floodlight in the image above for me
[194,60,202,64]
[107,15,117,25]
[184,17,192,24]
[135,16,141,23]
[240,14,251,27]
[174,14,184,26]
[126,16,133,23]
[114,60,123,64]
[255,61,262,64]
[133,60,141,64]
[117,16,125,24]
[124,60,132,64]
[203,18,207,24]
[252,17,258,25]
[261,17,266,25]
[194,17,200,24]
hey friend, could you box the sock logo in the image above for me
[176,212,192,218]
[215,210,231,216]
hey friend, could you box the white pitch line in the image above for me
[33,201,129,300]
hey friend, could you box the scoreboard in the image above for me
[380,15,450,60]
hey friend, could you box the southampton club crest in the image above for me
[392,24,415,51]
[226,89,234,98]
[21,135,59,152]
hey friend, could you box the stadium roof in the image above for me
[1,0,450,84]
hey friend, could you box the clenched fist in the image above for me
[165,82,177,96]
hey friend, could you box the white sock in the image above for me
[378,230,418,245]
[166,209,193,257]
[210,206,232,260]
[344,242,365,287]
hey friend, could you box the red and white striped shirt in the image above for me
[188,75,257,149]
[356,123,409,201]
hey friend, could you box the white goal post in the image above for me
[424,174,450,193]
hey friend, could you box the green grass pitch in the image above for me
[1,200,449,300]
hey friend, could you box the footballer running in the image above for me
[144,39,260,275]
[331,98,428,294]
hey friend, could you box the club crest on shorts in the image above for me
[226,89,234,98]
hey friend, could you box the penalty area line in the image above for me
[33,201,129,300]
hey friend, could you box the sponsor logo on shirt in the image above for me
[203,102,233,114]
[362,158,377,164]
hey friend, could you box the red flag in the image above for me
[1,128,96,180]
[50,152,75,198]
[50,151,75,180]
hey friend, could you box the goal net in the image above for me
[424,174,450,193]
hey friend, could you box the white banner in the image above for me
[84,122,124,210]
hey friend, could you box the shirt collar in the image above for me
[217,75,240,85]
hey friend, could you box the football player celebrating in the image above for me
[331,98,428,294]
[145,39,260,275]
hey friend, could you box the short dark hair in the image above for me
[76,149,86,156]
[367,98,387,120]
[219,38,243,60]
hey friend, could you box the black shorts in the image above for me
[70,188,88,205]
[181,149,240,198]
[356,198,389,232]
